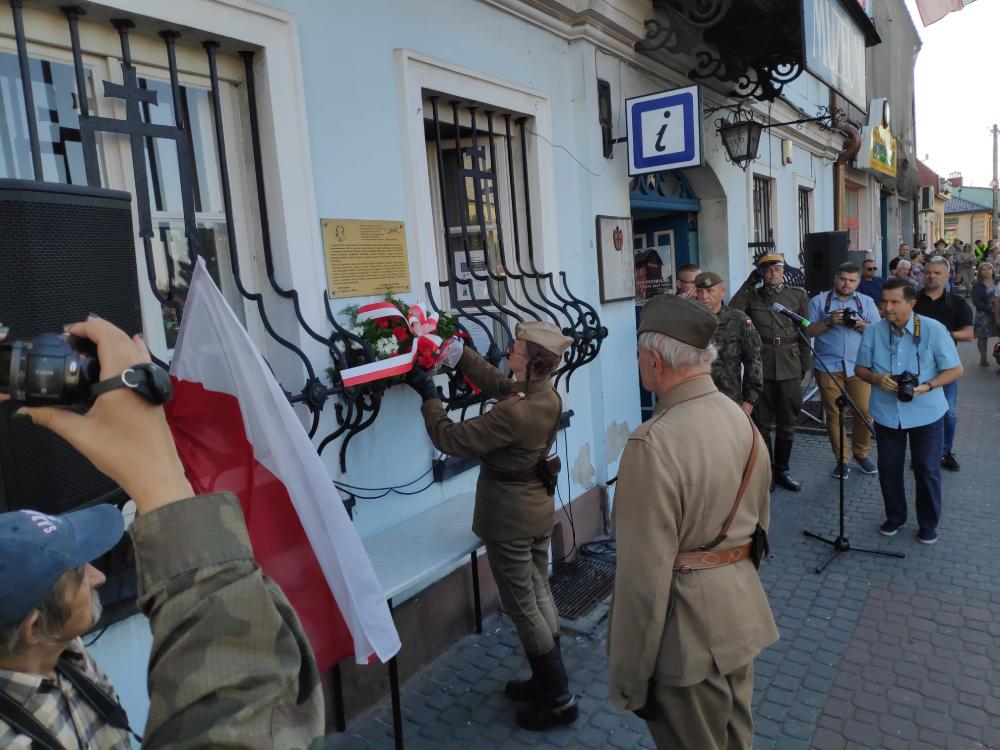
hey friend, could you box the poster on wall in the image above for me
[595,215,636,303]
[634,230,675,303]
[452,249,490,303]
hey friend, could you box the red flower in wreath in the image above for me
[415,337,439,369]
[375,318,390,329]
[392,325,410,344]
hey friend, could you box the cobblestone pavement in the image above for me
[329,342,1000,750]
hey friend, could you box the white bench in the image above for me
[331,492,484,749]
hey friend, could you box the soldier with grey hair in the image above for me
[0,318,324,748]
[609,293,777,749]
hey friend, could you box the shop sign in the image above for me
[802,0,867,109]
[856,98,897,178]
[625,85,702,176]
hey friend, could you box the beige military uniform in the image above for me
[608,375,778,749]
[421,348,563,656]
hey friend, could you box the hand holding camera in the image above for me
[9,318,193,514]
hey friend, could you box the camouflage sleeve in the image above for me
[130,493,324,750]
[456,347,523,399]
[739,315,764,404]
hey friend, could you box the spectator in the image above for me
[892,259,915,285]
[858,259,884,304]
[805,262,881,478]
[909,250,926,287]
[987,241,1000,278]
[855,278,964,545]
[974,240,985,261]
[888,243,910,272]
[955,244,977,296]
[675,263,701,300]
[972,262,998,367]
[4,318,325,748]
[914,257,974,472]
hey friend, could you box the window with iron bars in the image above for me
[752,174,774,247]
[798,186,812,257]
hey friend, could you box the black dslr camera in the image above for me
[0,333,100,406]
[841,308,858,329]
[893,371,919,402]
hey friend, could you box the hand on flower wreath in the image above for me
[404,365,438,402]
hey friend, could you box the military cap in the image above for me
[516,320,573,356]
[637,292,718,349]
[694,271,724,289]
[755,253,785,269]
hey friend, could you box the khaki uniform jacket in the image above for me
[421,349,562,542]
[608,375,778,711]
[731,281,812,381]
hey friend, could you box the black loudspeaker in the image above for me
[803,231,849,296]
[0,179,142,515]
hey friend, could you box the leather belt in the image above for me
[480,463,540,485]
[673,543,751,573]
[769,336,799,347]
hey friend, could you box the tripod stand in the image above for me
[795,327,906,574]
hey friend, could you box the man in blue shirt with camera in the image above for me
[855,278,964,545]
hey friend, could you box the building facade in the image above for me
[0,0,896,730]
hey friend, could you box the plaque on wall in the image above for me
[322,219,411,298]
[595,215,636,303]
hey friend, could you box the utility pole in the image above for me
[993,124,999,243]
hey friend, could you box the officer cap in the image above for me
[694,271,724,289]
[755,253,785,269]
[515,321,573,357]
[637,293,718,349]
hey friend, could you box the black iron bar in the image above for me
[10,0,43,180]
[63,6,100,186]
[110,19,134,66]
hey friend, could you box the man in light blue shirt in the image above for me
[855,278,964,545]
[806,262,882,479]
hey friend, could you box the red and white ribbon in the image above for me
[340,302,442,387]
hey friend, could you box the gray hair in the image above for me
[895,259,912,271]
[926,255,950,271]
[638,331,717,369]
[0,567,82,658]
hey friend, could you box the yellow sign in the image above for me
[867,125,897,177]
[322,219,411,299]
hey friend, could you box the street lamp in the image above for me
[716,110,763,170]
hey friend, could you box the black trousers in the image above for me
[752,377,802,443]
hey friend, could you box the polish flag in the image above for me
[914,0,976,26]
[164,259,399,668]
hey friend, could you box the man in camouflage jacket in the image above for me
[694,271,763,413]
[4,317,324,750]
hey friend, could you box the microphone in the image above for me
[770,303,811,328]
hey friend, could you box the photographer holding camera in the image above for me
[804,262,881,479]
[0,318,324,748]
[854,278,964,545]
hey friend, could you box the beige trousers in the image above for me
[816,370,873,463]
[646,662,755,750]
[485,534,558,656]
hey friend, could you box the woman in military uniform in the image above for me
[406,321,576,731]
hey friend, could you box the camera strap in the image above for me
[90,363,172,405]
[823,291,864,316]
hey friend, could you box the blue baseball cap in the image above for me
[0,504,125,630]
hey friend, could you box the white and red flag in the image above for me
[165,259,399,669]
[914,0,977,26]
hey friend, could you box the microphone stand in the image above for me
[793,320,906,574]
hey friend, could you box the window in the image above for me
[752,175,774,245]
[798,187,812,255]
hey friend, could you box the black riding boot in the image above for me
[505,636,560,702]
[514,645,578,730]
[773,437,802,491]
[763,434,775,491]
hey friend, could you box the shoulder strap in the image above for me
[702,411,760,551]
[0,690,65,750]
[55,658,142,744]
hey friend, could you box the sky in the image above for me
[903,0,1000,187]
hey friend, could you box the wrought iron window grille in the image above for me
[4,4,605,476]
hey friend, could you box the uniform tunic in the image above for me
[608,376,778,746]
[710,304,763,406]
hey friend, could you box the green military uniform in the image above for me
[132,493,325,749]
[415,322,577,731]
[730,255,812,491]
[711,305,763,406]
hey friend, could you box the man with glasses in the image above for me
[675,264,701,300]
[858,259,884,305]
[855,278,964,545]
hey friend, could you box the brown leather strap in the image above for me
[702,412,759,551]
[769,335,799,347]
[480,464,539,484]
[673,543,752,572]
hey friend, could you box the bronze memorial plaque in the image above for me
[322,218,411,298]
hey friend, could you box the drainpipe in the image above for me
[832,111,862,231]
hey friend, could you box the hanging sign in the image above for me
[625,85,702,176]
[856,98,897,178]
